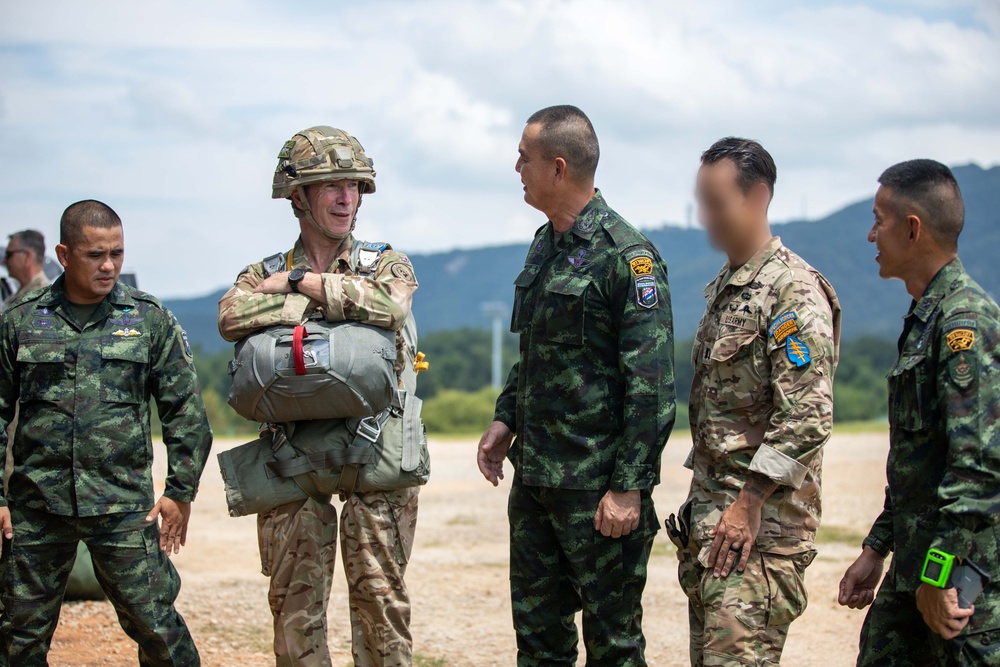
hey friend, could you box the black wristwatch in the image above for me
[288,268,307,293]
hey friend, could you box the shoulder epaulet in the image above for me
[130,288,164,309]
[603,215,652,253]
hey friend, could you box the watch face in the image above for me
[289,269,304,281]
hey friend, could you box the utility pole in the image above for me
[481,301,508,389]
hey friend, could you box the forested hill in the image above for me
[168,164,1000,352]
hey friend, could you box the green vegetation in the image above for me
[187,331,896,438]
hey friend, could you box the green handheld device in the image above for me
[920,549,956,588]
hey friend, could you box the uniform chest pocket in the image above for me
[511,266,541,334]
[101,339,149,404]
[16,340,68,402]
[710,331,764,410]
[888,354,931,431]
[541,275,591,346]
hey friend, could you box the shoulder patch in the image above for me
[768,311,799,344]
[943,318,977,333]
[946,328,975,352]
[785,335,811,367]
[629,256,653,277]
[635,276,658,309]
[389,262,416,282]
[948,351,976,389]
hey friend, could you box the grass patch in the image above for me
[414,656,448,667]
[833,420,889,434]
[650,541,676,558]
[816,524,868,546]
[445,514,480,527]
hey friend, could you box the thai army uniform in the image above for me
[675,237,841,666]
[219,235,419,667]
[0,277,212,666]
[494,190,676,667]
[858,259,1000,666]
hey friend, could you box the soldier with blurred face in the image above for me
[3,230,50,303]
[477,105,676,666]
[670,138,841,666]
[0,200,212,666]
[838,160,1000,666]
[218,126,420,667]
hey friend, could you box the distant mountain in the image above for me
[167,164,1000,353]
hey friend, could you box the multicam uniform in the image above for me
[0,278,212,666]
[858,259,1000,666]
[676,237,840,666]
[218,235,419,667]
[494,191,676,667]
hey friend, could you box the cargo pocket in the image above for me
[16,340,68,402]
[100,338,149,404]
[542,274,591,346]
[761,550,813,628]
[385,487,419,566]
[710,330,764,410]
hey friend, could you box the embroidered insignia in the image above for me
[567,249,591,269]
[181,329,193,360]
[110,311,144,326]
[575,216,597,233]
[721,315,748,329]
[741,291,752,301]
[786,335,811,367]
[748,280,764,290]
[629,256,653,277]
[112,328,142,337]
[948,352,976,388]
[768,311,799,344]
[946,329,975,352]
[389,262,415,282]
[635,276,658,309]
[943,318,977,332]
[32,317,55,329]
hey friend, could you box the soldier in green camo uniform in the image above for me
[838,160,1000,666]
[218,126,420,667]
[672,138,841,667]
[477,105,676,667]
[0,200,213,666]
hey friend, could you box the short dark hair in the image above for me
[526,105,600,180]
[878,159,964,250]
[8,229,45,264]
[59,200,122,247]
[701,137,778,200]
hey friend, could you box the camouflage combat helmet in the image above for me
[273,126,375,240]
[272,126,376,199]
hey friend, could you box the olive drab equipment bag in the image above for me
[218,240,430,517]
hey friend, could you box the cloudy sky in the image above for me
[1,0,998,298]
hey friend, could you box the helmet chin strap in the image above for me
[296,185,357,241]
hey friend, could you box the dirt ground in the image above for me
[46,429,891,667]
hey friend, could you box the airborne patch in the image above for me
[946,328,975,352]
[629,256,653,277]
[768,311,799,344]
[389,262,416,282]
[785,335,811,367]
[948,352,977,389]
[112,328,142,337]
[635,276,658,309]
[567,249,591,269]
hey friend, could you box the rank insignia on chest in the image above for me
[768,311,799,343]
[32,316,55,329]
[112,328,142,337]
[785,335,811,367]
[629,256,653,277]
[635,276,658,309]
[945,328,975,352]
[567,249,591,269]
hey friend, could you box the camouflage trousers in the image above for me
[0,505,199,667]
[676,541,813,666]
[508,483,658,667]
[859,575,1000,667]
[258,487,418,667]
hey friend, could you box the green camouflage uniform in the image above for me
[858,259,1000,667]
[494,191,676,667]
[219,235,420,667]
[676,237,841,666]
[0,277,212,666]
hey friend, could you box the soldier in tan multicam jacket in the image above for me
[667,138,841,667]
[218,126,419,667]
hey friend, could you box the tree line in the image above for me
[192,328,896,438]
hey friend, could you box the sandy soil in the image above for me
[45,429,891,667]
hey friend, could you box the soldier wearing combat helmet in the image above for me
[218,126,419,667]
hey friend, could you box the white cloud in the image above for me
[0,0,997,297]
